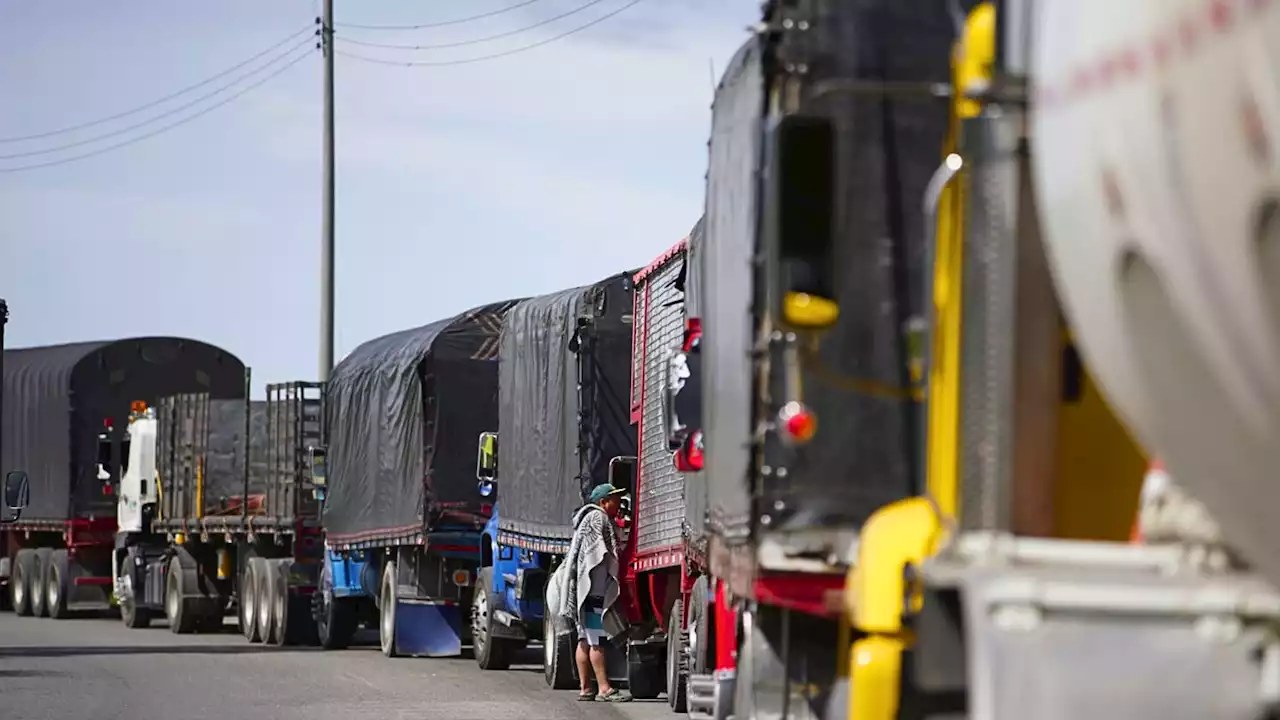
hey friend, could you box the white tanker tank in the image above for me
[1031,0,1280,586]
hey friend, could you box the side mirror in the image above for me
[476,431,498,497]
[608,455,636,491]
[3,470,30,521]
[308,446,327,501]
[767,114,840,331]
[664,350,689,451]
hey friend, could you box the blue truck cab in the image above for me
[471,432,566,669]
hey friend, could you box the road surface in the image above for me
[0,612,675,720]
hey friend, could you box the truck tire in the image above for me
[379,559,398,657]
[471,567,512,670]
[45,549,69,619]
[252,557,276,644]
[166,555,197,634]
[543,607,577,689]
[11,549,35,616]
[241,556,261,642]
[667,598,688,712]
[689,576,710,674]
[627,644,665,700]
[120,574,151,629]
[30,548,52,618]
[315,563,357,650]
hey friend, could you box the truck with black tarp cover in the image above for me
[1,336,246,618]
[666,2,956,716]
[314,298,521,657]
[112,380,328,647]
[470,273,636,685]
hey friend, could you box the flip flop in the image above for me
[597,689,632,703]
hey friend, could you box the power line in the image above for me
[338,0,611,51]
[336,0,644,68]
[0,24,316,144]
[0,36,315,160]
[0,46,315,174]
[336,0,547,31]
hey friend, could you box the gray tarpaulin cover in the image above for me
[497,274,634,541]
[323,300,520,544]
[1,337,246,521]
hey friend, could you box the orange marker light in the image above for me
[452,569,470,587]
[778,401,818,445]
[131,400,147,413]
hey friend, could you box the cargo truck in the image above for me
[0,298,31,527]
[112,380,324,645]
[1,337,248,619]
[590,228,711,704]
[661,2,958,715]
[312,299,521,656]
[471,272,636,686]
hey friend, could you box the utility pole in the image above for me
[319,0,336,382]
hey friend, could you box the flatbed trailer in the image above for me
[314,299,521,657]
[2,336,248,619]
[116,380,325,644]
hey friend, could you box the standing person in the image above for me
[549,483,632,702]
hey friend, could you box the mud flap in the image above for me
[394,598,462,657]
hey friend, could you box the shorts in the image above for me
[578,596,607,647]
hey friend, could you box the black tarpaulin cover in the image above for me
[204,400,269,512]
[323,300,520,544]
[496,274,634,541]
[704,0,953,537]
[2,338,246,521]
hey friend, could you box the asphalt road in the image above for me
[0,613,675,720]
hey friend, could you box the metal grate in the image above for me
[266,382,325,523]
[635,254,687,555]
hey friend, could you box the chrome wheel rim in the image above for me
[544,616,555,667]
[12,567,23,609]
[380,578,394,650]
[472,588,488,653]
[166,576,179,621]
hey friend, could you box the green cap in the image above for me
[589,483,626,503]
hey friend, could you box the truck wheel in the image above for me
[241,557,261,642]
[120,571,151,629]
[379,560,398,657]
[315,563,356,650]
[253,557,276,644]
[689,576,710,675]
[471,567,511,670]
[667,599,688,712]
[30,548,51,618]
[166,556,197,634]
[627,645,665,700]
[46,550,69,619]
[543,612,577,689]
[11,549,35,616]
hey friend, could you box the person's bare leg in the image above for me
[590,645,613,695]
[576,640,594,695]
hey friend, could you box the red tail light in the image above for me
[778,401,818,445]
[673,430,704,472]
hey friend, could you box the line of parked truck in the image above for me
[3,1,947,716]
[9,1,1277,719]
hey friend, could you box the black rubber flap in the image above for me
[496,273,635,540]
[323,299,520,543]
[2,337,246,520]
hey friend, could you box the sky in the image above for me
[0,0,762,395]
